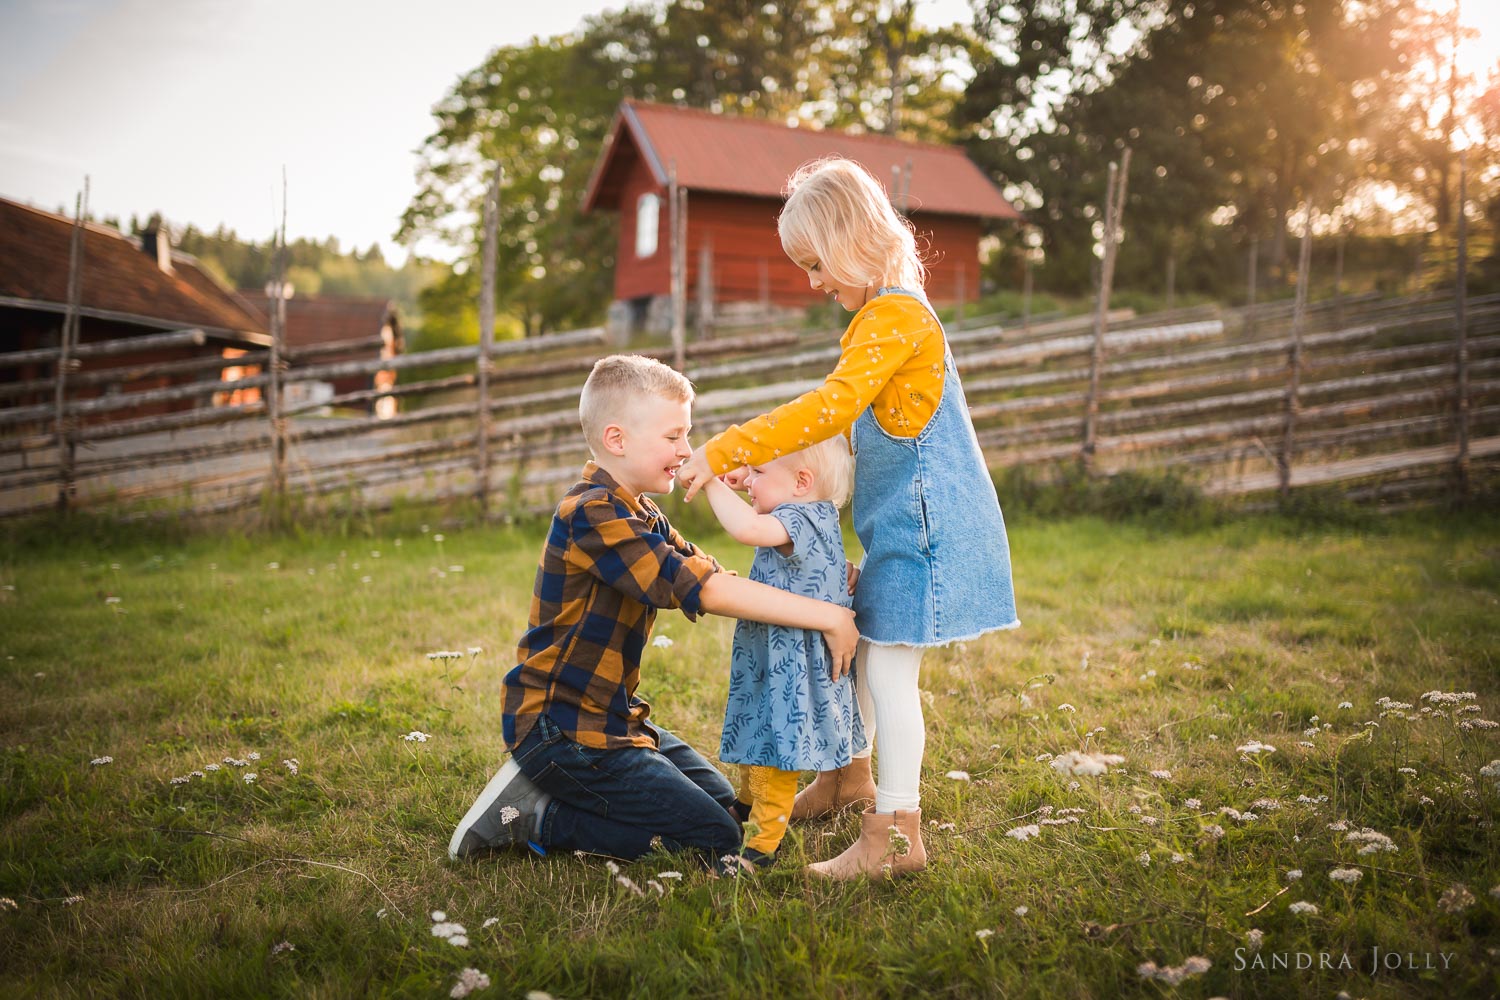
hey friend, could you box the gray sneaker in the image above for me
[448,759,546,859]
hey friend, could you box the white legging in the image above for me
[849,639,925,813]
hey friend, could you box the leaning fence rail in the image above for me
[3,289,1498,519]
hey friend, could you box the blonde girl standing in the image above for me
[677,156,1018,879]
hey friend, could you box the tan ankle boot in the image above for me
[790,756,876,821]
[807,806,927,880]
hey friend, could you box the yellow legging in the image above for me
[738,765,799,855]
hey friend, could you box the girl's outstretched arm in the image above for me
[703,479,792,551]
[699,573,858,679]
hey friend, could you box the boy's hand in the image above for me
[846,559,860,596]
[677,450,712,501]
[823,607,859,680]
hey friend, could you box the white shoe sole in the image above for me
[448,758,527,860]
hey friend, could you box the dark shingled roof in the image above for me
[0,197,267,341]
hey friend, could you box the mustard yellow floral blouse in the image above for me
[702,294,946,473]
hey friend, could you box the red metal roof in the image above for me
[237,292,398,351]
[0,197,268,341]
[584,100,1022,222]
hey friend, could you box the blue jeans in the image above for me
[512,714,740,861]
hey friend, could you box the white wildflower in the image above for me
[1137,956,1211,985]
[1005,824,1041,842]
[243,773,257,784]
[1345,828,1398,855]
[1327,819,1349,832]
[0,898,16,911]
[1138,851,1151,868]
[403,731,431,743]
[1050,750,1125,777]
[1170,853,1185,864]
[450,968,491,998]
[1397,767,1417,776]
[1338,701,1352,709]
[1285,869,1303,882]
[246,751,260,761]
[90,756,113,766]
[658,871,683,880]
[1420,691,1477,705]
[975,928,995,940]
[499,805,521,826]
[936,822,957,832]
[1298,741,1316,748]
[1203,824,1225,839]
[204,763,221,772]
[1184,797,1202,810]
[1057,703,1076,713]
[1149,770,1172,780]
[1034,752,1054,762]
[946,770,971,781]
[270,941,295,956]
[431,910,447,921]
[170,776,189,785]
[1438,884,1475,914]
[1237,740,1276,755]
[266,562,279,570]
[468,646,483,656]
[1288,901,1318,915]
[651,635,674,649]
[1250,798,1282,811]
[61,895,83,906]
[482,917,499,929]
[104,596,121,605]
[1329,867,1363,885]
[1246,928,1264,952]
[431,921,468,941]
[283,759,299,776]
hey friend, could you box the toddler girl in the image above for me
[702,436,865,873]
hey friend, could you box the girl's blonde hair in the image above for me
[777,156,926,292]
[791,435,854,509]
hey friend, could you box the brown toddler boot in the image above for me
[789,755,876,820]
[807,805,927,880]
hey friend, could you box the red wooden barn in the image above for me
[582,100,1023,330]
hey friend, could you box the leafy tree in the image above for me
[396,0,970,339]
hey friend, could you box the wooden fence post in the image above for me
[1334,215,1347,329]
[669,162,687,371]
[267,177,288,504]
[1454,149,1470,498]
[1081,148,1130,471]
[55,180,87,513]
[1021,249,1034,335]
[955,264,966,329]
[697,237,714,340]
[1277,201,1315,500]
[1246,235,1259,336]
[476,162,501,516]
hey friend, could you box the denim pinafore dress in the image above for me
[850,287,1019,647]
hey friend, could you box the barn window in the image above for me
[635,193,660,258]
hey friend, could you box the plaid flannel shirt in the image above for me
[502,462,721,750]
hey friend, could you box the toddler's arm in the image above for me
[703,478,792,551]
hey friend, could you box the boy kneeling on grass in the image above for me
[449,355,859,870]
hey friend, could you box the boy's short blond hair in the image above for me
[790,435,854,509]
[578,354,694,454]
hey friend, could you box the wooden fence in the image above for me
[2,289,1496,519]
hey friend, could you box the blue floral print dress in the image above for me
[718,501,866,771]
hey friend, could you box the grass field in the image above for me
[1,503,1497,998]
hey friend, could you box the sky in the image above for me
[1,1,1494,266]
[0,0,976,264]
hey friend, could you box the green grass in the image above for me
[1,508,1498,998]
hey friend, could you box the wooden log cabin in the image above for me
[0,198,269,428]
[582,100,1024,333]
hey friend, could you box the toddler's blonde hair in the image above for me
[791,435,854,509]
[579,354,694,454]
[777,156,926,293]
